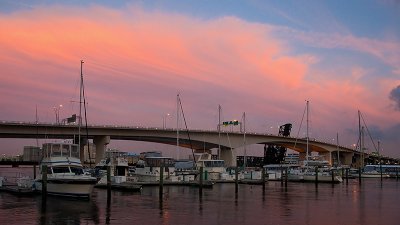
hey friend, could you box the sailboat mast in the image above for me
[336,132,340,167]
[218,105,221,160]
[176,93,180,160]
[78,60,84,153]
[358,110,361,168]
[243,112,246,169]
[306,100,309,167]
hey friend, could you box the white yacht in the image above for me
[194,153,237,181]
[33,142,97,198]
[301,158,343,183]
[129,151,178,182]
[94,149,131,184]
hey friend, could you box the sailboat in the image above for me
[298,101,343,183]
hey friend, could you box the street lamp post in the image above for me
[163,113,171,129]
[53,104,63,124]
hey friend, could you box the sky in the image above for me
[0,0,399,158]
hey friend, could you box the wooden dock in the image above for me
[0,184,37,195]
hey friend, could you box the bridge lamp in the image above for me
[163,113,171,129]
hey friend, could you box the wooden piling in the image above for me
[315,167,319,184]
[285,167,288,187]
[159,164,164,199]
[331,170,334,183]
[396,168,399,181]
[358,168,362,184]
[107,166,111,202]
[235,167,238,194]
[345,168,349,184]
[280,166,284,186]
[42,165,47,201]
[199,166,203,193]
[33,164,37,179]
[262,167,266,190]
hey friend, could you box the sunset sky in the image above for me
[1,0,399,158]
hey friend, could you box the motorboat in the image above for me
[94,149,132,184]
[129,151,179,182]
[33,142,97,198]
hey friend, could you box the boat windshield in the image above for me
[52,166,71,174]
[203,160,224,168]
[70,167,84,175]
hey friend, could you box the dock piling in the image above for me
[285,167,288,187]
[107,166,111,202]
[33,164,37,179]
[199,166,203,194]
[235,167,238,194]
[159,164,164,199]
[42,165,47,196]
[345,168,349,184]
[262,167,266,190]
[358,168,362,184]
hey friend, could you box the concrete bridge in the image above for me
[0,121,398,167]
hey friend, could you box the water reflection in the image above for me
[2,178,400,225]
[38,196,99,225]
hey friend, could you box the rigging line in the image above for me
[360,112,378,152]
[178,95,196,166]
[293,102,307,149]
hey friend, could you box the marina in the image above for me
[1,165,400,225]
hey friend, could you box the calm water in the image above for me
[1,167,400,225]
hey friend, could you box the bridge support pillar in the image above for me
[320,152,332,166]
[93,135,110,164]
[341,152,354,166]
[221,148,236,167]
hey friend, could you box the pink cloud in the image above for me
[0,5,398,156]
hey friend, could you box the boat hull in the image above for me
[303,175,343,183]
[34,178,97,198]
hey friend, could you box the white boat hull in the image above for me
[303,174,343,183]
[34,178,97,198]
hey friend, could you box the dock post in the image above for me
[199,166,203,193]
[107,166,111,202]
[159,164,164,200]
[315,167,319,184]
[262,167,266,190]
[341,168,344,178]
[345,168,349,184]
[235,167,238,194]
[331,170,334,183]
[397,168,399,181]
[33,164,37,179]
[280,166,284,186]
[358,168,362,184]
[285,167,288,187]
[42,165,47,197]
